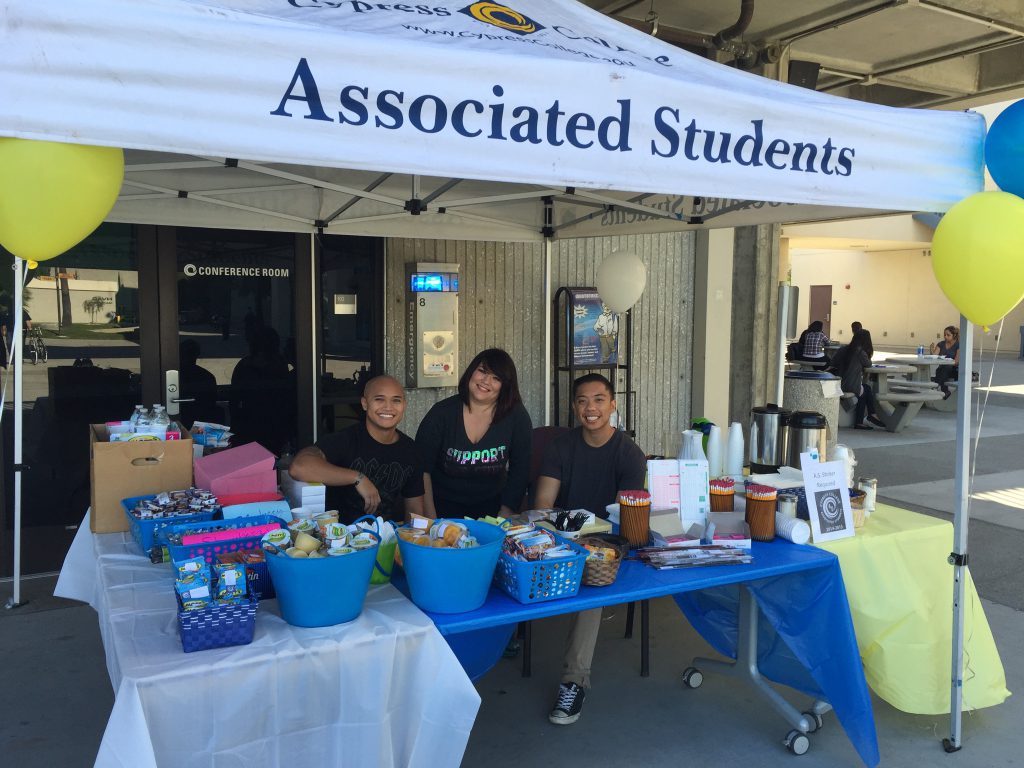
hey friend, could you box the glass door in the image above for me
[170,228,303,454]
[2,224,147,575]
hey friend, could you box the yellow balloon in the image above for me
[0,139,124,262]
[932,191,1024,327]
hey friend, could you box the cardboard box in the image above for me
[89,424,194,533]
[194,442,276,491]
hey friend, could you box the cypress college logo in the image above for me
[459,2,544,35]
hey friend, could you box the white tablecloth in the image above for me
[56,514,481,768]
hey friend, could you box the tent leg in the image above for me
[5,257,26,611]
[945,315,972,752]
[543,238,552,426]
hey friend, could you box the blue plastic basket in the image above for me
[397,519,504,614]
[122,494,218,555]
[779,486,861,521]
[166,515,283,565]
[265,541,378,628]
[176,592,258,653]
[495,535,588,604]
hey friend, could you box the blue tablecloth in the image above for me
[396,539,879,768]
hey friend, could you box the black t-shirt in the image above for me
[540,428,647,517]
[315,424,424,525]
[415,395,532,515]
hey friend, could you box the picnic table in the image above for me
[864,363,943,432]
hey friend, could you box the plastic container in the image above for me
[397,518,504,614]
[122,494,218,555]
[166,514,284,565]
[176,592,258,653]
[265,542,378,627]
[495,535,588,604]
[370,540,398,585]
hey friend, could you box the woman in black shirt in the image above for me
[416,348,532,518]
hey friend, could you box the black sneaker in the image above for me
[866,414,886,428]
[549,682,585,725]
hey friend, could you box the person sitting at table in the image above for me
[797,320,831,366]
[831,330,885,430]
[289,375,425,524]
[850,321,873,358]
[416,348,533,519]
[533,373,647,726]
[929,325,960,399]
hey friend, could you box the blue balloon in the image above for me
[985,99,1024,198]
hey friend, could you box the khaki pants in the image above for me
[560,607,603,689]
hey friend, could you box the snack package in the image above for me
[214,562,248,601]
[430,520,468,547]
[174,556,209,583]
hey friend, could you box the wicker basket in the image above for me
[578,535,629,587]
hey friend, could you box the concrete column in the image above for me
[728,224,781,429]
[692,229,734,429]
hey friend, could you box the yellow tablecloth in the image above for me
[817,504,1010,714]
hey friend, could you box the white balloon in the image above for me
[596,251,647,312]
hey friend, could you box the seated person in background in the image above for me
[289,375,425,524]
[178,338,220,428]
[831,330,885,430]
[798,320,831,365]
[930,325,960,399]
[850,320,873,358]
[533,374,647,726]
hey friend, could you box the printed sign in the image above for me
[800,453,855,543]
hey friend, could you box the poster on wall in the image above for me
[570,288,619,365]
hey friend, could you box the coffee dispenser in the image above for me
[748,404,790,474]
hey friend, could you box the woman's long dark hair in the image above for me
[848,329,872,359]
[458,348,523,424]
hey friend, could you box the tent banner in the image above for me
[3,0,984,213]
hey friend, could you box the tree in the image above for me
[83,295,111,323]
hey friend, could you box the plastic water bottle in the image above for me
[151,404,170,428]
[129,404,146,427]
[917,344,925,356]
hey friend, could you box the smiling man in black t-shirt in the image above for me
[289,375,425,524]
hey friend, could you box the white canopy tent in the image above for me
[3,0,987,751]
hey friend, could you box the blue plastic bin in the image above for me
[495,534,588,604]
[122,494,218,555]
[166,514,283,565]
[397,519,504,614]
[265,544,378,628]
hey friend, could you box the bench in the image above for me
[925,381,958,412]
[838,392,857,428]
[889,379,939,390]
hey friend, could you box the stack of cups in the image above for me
[744,483,778,541]
[725,422,745,478]
[618,490,652,548]
[706,424,723,478]
[709,478,736,512]
[775,513,811,545]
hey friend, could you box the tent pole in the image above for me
[6,258,25,609]
[543,238,552,426]
[944,314,972,753]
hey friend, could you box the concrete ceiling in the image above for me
[580,0,1024,109]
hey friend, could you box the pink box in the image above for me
[194,442,276,492]
[211,470,278,498]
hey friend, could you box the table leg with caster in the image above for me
[685,586,827,756]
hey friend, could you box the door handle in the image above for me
[165,369,180,417]
[171,397,195,404]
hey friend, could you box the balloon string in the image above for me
[968,320,1002,503]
